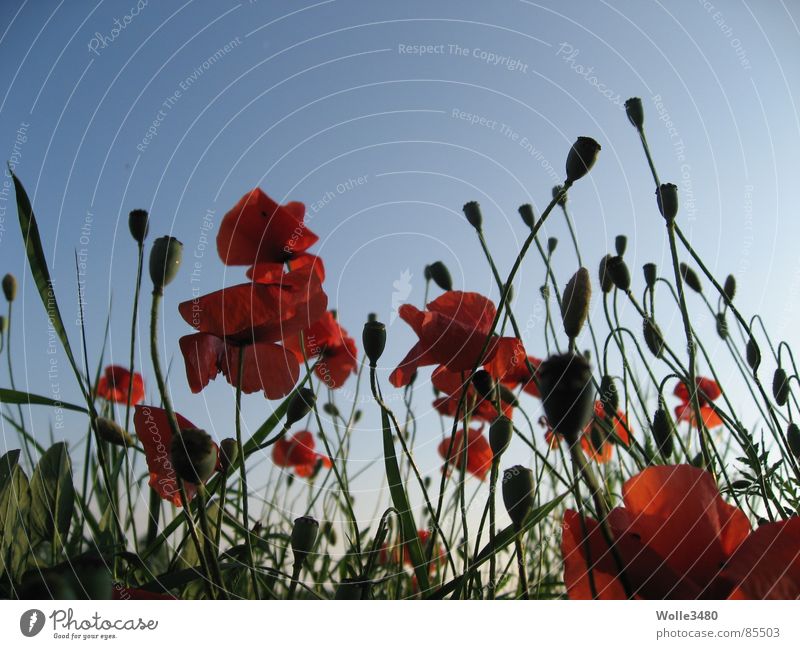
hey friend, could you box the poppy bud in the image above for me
[2,273,17,302]
[518,204,535,229]
[335,578,366,600]
[787,423,800,459]
[0,315,6,334]
[773,368,790,406]
[643,263,657,289]
[561,267,591,339]
[291,516,319,565]
[547,237,558,254]
[171,428,217,485]
[746,336,761,371]
[590,419,608,455]
[286,388,316,426]
[598,255,614,293]
[322,520,337,544]
[322,402,340,417]
[219,438,238,473]
[498,384,519,408]
[724,274,736,301]
[149,236,183,290]
[565,137,601,184]
[656,183,679,221]
[690,452,705,469]
[428,261,453,291]
[625,97,644,130]
[537,352,595,444]
[731,479,750,491]
[652,406,675,459]
[679,263,702,293]
[489,416,513,458]
[128,209,149,244]
[95,417,133,447]
[540,284,550,300]
[715,312,728,339]
[472,369,495,400]
[353,410,362,423]
[614,235,627,257]
[599,375,618,419]
[607,255,631,291]
[362,320,386,367]
[552,184,568,207]
[462,201,483,231]
[643,317,665,358]
[502,465,534,529]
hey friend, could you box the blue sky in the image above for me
[1,0,800,523]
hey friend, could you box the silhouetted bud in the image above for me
[598,255,614,293]
[462,201,483,231]
[652,406,675,459]
[502,466,534,529]
[219,438,238,473]
[537,352,595,443]
[599,375,618,419]
[149,236,183,290]
[96,417,133,447]
[561,267,591,339]
[608,255,631,291]
[643,318,665,358]
[614,235,627,256]
[128,209,149,244]
[746,336,761,371]
[547,237,558,254]
[472,369,495,400]
[362,321,386,366]
[322,402,340,417]
[715,312,728,339]
[335,578,365,600]
[731,479,751,491]
[565,137,601,183]
[286,388,316,426]
[353,410,362,423]
[322,520,337,545]
[679,263,702,293]
[625,97,644,130]
[428,261,452,291]
[724,274,736,301]
[643,263,657,289]
[498,384,519,408]
[171,428,217,485]
[787,423,800,458]
[540,284,550,300]
[518,204,535,229]
[773,368,790,406]
[656,183,679,221]
[0,315,6,334]
[2,273,17,302]
[291,516,319,565]
[489,416,514,458]
[552,185,568,207]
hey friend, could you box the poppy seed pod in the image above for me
[128,209,149,244]
[219,438,238,473]
[787,423,800,459]
[643,263,657,289]
[552,184,568,207]
[565,136,601,183]
[95,417,133,447]
[518,204,535,229]
[679,263,703,293]
[502,465,535,529]
[489,416,514,458]
[615,235,627,257]
[170,428,217,485]
[597,255,614,294]
[362,320,386,366]
[746,336,761,371]
[286,388,316,426]
[715,312,729,339]
[537,352,595,444]
[773,368,790,406]
[2,273,17,302]
[428,261,453,291]
[462,201,483,231]
[656,183,679,221]
[291,515,319,565]
[472,369,495,400]
[599,375,619,419]
[724,274,736,301]
[547,237,558,255]
[643,317,665,358]
[149,236,183,290]
[561,267,592,339]
[607,255,631,292]
[652,406,675,459]
[625,97,644,130]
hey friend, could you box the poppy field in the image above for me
[0,97,799,601]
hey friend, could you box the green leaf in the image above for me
[0,452,32,581]
[29,442,75,554]
[11,172,87,401]
[380,407,430,593]
[0,388,88,414]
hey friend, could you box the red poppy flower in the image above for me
[379,529,446,573]
[178,266,327,399]
[545,401,631,463]
[484,338,542,397]
[272,430,332,477]
[674,377,724,428]
[559,464,787,599]
[217,188,320,274]
[431,366,513,422]
[133,405,220,507]
[438,426,493,480]
[284,311,358,389]
[389,292,520,388]
[247,252,326,284]
[96,366,144,405]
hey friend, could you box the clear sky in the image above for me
[1,0,800,524]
